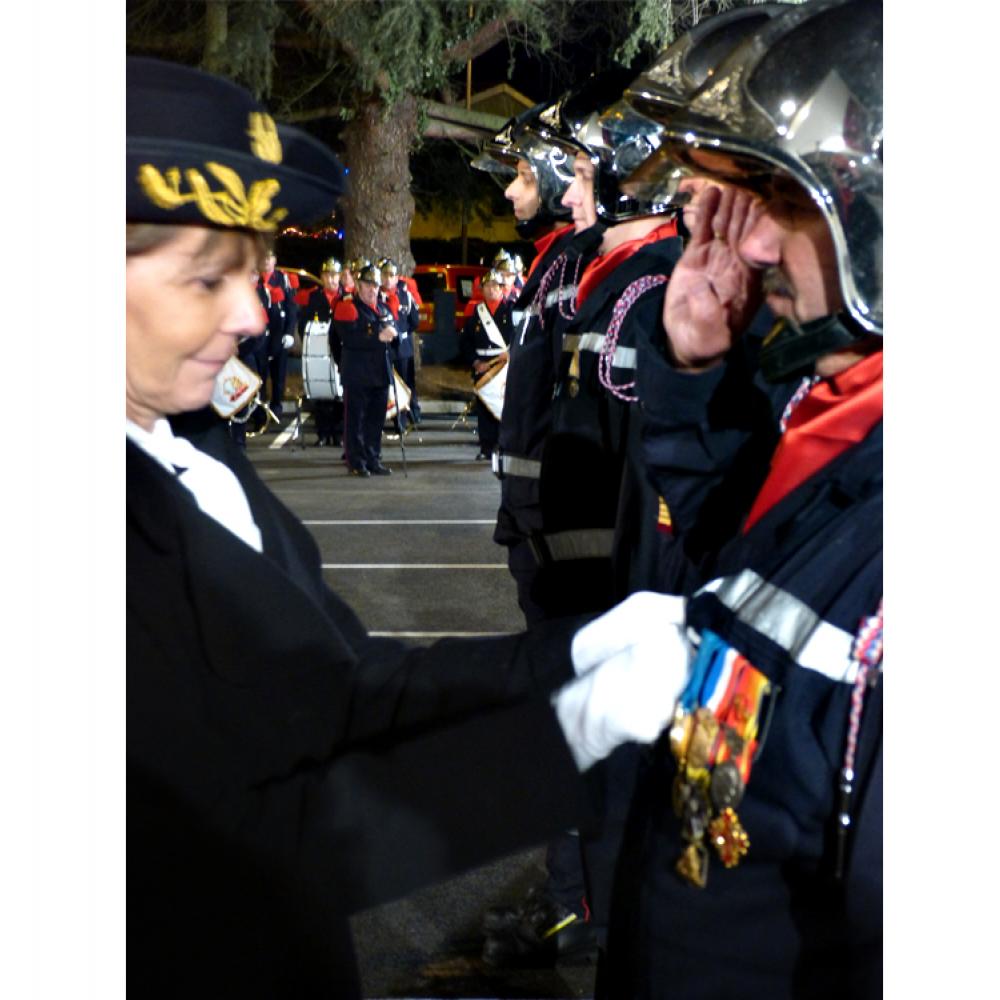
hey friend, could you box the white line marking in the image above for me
[322,564,507,570]
[304,519,495,526]
[269,421,300,449]
[369,631,515,638]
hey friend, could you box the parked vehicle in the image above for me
[413,264,487,333]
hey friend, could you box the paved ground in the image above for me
[244,404,597,1000]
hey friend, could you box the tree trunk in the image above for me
[202,1,228,73]
[341,95,419,275]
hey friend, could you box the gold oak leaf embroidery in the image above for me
[137,162,287,231]
[247,112,283,164]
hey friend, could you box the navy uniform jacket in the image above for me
[528,231,686,618]
[390,280,420,362]
[238,284,271,373]
[602,335,883,999]
[461,298,513,374]
[334,297,394,389]
[127,409,592,999]
[492,224,599,549]
[260,268,298,356]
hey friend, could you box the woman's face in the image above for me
[126,226,265,429]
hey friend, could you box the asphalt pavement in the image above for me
[244,404,597,1000]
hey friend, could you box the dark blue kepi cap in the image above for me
[127,57,347,232]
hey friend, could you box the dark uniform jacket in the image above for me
[390,279,420,362]
[528,228,685,618]
[602,339,883,999]
[492,224,598,547]
[127,410,592,999]
[260,268,298,357]
[334,297,394,389]
[461,297,513,374]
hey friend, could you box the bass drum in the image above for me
[301,325,342,400]
[474,357,508,421]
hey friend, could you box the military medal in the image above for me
[668,630,772,889]
[709,759,744,811]
[676,842,708,888]
[709,808,750,868]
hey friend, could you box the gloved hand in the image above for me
[281,334,295,350]
[555,592,691,772]
[570,591,687,675]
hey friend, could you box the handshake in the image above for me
[554,592,692,772]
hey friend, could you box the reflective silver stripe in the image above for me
[544,284,578,308]
[562,333,636,369]
[476,346,507,357]
[499,454,541,478]
[697,570,859,684]
[543,529,615,561]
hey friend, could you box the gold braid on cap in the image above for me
[137,112,287,231]
[137,162,288,231]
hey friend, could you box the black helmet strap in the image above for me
[759,312,879,384]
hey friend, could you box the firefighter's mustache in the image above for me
[761,268,794,299]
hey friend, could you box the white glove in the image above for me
[570,591,687,675]
[281,334,295,350]
[555,594,692,772]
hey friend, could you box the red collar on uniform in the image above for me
[527,223,575,279]
[323,288,338,308]
[742,351,883,534]
[576,220,678,306]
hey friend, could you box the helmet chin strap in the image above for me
[515,208,573,240]
[515,215,546,240]
[759,312,879,384]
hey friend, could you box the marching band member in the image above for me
[461,268,512,460]
[303,257,344,447]
[379,257,422,428]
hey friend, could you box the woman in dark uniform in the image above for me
[125,56,684,999]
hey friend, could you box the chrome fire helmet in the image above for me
[619,4,793,207]
[473,100,575,237]
[320,257,342,274]
[355,260,380,285]
[625,0,882,355]
[377,257,399,279]
[542,66,686,224]
[492,250,516,275]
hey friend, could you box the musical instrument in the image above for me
[386,367,412,422]
[473,356,508,421]
[301,319,342,400]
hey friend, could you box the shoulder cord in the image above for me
[530,251,583,321]
[778,374,822,433]
[598,274,669,403]
[834,598,883,878]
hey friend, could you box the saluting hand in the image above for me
[662,182,763,370]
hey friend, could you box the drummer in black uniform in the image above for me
[302,257,345,447]
[460,268,512,461]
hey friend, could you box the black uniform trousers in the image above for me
[343,383,389,471]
